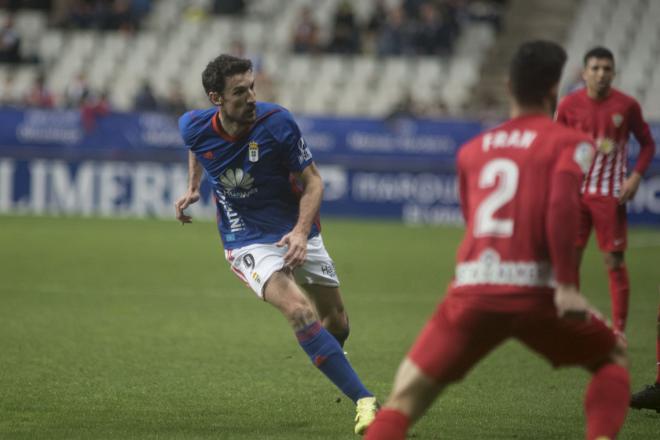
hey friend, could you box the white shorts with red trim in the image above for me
[224,235,340,298]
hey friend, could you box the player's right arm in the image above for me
[547,138,594,319]
[175,150,203,224]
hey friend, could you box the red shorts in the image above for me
[408,292,616,383]
[576,195,627,252]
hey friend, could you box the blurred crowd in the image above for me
[0,0,505,118]
[293,0,503,57]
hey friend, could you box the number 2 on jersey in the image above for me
[474,159,519,237]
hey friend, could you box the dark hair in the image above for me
[509,40,567,107]
[201,54,253,95]
[583,46,615,66]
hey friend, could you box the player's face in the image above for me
[582,57,614,97]
[219,70,257,125]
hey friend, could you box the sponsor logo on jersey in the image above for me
[597,137,615,155]
[219,168,258,198]
[203,150,214,160]
[455,248,554,288]
[612,113,623,127]
[248,141,259,162]
[214,188,246,233]
[251,271,262,284]
[574,141,595,174]
[297,137,312,164]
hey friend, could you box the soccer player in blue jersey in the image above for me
[174,54,378,435]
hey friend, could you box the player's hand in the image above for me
[276,229,308,269]
[618,172,642,204]
[554,284,590,321]
[174,190,200,224]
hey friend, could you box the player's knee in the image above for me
[286,300,317,329]
[604,251,624,269]
[585,337,628,372]
[608,338,629,368]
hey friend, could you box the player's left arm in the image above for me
[547,140,594,320]
[620,101,656,204]
[277,162,323,268]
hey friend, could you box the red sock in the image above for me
[655,305,660,384]
[608,265,630,332]
[363,408,409,440]
[585,364,630,440]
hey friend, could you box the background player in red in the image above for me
[364,40,629,440]
[555,47,656,335]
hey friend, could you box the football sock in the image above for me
[584,363,630,440]
[607,265,629,332]
[364,408,410,440]
[364,408,409,440]
[296,321,372,403]
[656,304,660,384]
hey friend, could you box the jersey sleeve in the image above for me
[546,137,594,285]
[178,111,195,149]
[628,100,656,175]
[269,110,314,173]
[456,146,469,223]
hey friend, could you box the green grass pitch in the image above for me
[1,215,659,439]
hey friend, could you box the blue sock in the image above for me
[296,321,373,404]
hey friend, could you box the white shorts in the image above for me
[224,235,340,298]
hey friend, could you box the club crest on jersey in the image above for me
[612,113,623,127]
[248,141,259,162]
[597,137,615,155]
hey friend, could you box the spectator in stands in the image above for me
[59,0,146,31]
[0,15,21,64]
[363,0,388,53]
[81,89,110,132]
[129,0,151,24]
[326,1,360,55]
[64,72,91,108]
[0,75,21,106]
[377,6,415,56]
[162,82,187,118]
[0,0,52,9]
[133,81,159,112]
[386,92,419,121]
[414,2,454,55]
[229,39,263,73]
[228,38,276,102]
[212,0,244,15]
[467,0,504,32]
[23,74,54,108]
[291,6,320,54]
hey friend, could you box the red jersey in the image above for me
[453,114,594,295]
[556,87,655,198]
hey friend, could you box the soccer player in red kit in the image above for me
[555,47,656,335]
[365,40,629,440]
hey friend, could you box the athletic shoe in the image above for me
[630,383,660,412]
[354,396,379,435]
